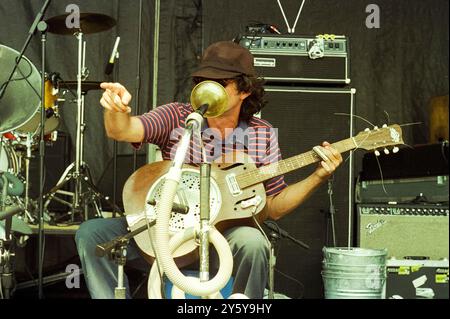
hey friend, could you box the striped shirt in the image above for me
[134,103,287,196]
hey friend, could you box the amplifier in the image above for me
[357,203,449,260]
[361,142,449,180]
[238,34,350,85]
[355,175,449,204]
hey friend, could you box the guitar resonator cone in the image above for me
[190,80,228,118]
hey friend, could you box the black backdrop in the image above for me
[0,0,448,299]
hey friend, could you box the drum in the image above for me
[0,140,19,174]
[0,44,41,134]
[14,78,60,136]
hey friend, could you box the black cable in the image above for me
[1,57,40,100]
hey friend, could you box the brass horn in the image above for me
[190,80,228,118]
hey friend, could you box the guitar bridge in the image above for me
[226,173,242,196]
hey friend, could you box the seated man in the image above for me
[75,40,342,299]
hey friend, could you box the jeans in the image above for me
[75,217,269,299]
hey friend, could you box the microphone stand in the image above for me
[133,0,143,172]
[263,220,310,299]
[199,163,211,285]
[327,177,337,247]
[112,47,120,218]
[189,107,212,293]
[95,221,155,299]
[37,18,49,300]
[267,230,280,300]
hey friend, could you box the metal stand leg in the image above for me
[268,232,280,300]
[23,133,36,224]
[199,163,211,286]
[114,245,127,299]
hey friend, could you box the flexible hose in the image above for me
[153,175,233,297]
[147,227,233,299]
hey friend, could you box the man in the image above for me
[75,41,342,299]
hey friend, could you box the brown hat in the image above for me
[191,41,256,79]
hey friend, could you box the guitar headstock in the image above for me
[354,124,404,152]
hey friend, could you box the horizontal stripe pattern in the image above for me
[135,103,287,196]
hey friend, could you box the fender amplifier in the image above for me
[238,34,350,85]
[355,175,449,204]
[357,203,449,260]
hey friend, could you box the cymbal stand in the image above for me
[43,32,104,222]
[73,31,86,218]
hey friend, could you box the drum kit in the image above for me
[0,12,117,225]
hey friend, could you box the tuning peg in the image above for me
[382,124,388,128]
[364,128,370,132]
[374,150,381,156]
[374,126,379,130]
[392,147,399,153]
[384,148,390,155]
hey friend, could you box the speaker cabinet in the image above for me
[357,203,449,260]
[261,86,355,298]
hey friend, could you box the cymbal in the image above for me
[0,44,41,134]
[60,81,102,92]
[46,13,116,35]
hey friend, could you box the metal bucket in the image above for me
[322,247,387,299]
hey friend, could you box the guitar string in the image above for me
[234,139,353,187]
[201,129,390,189]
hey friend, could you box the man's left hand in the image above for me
[313,141,343,179]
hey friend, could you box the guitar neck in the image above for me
[237,138,356,189]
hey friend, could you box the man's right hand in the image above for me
[100,82,132,113]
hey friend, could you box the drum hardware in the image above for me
[0,0,54,299]
[43,13,117,223]
[22,134,37,224]
[0,205,25,299]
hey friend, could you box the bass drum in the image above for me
[0,140,19,175]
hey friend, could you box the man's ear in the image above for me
[240,91,251,101]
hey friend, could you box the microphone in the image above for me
[105,36,121,75]
[264,221,310,249]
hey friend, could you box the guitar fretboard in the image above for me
[236,139,356,189]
